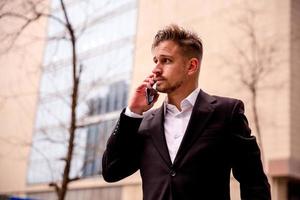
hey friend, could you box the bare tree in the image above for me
[0,0,97,199]
[1,0,132,198]
[223,4,283,164]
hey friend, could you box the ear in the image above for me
[187,58,199,75]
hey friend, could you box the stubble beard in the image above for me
[156,79,184,94]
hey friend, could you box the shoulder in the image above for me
[213,95,243,109]
[198,90,246,119]
[200,90,243,109]
[212,95,240,104]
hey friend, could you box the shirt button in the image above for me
[170,170,176,177]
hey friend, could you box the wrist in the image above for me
[125,107,144,118]
[128,105,144,115]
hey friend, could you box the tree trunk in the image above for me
[58,0,79,199]
[251,87,265,164]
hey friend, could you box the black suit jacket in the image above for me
[102,90,271,200]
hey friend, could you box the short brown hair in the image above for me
[152,24,203,61]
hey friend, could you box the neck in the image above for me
[167,83,198,110]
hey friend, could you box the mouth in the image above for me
[154,80,163,87]
[154,77,165,82]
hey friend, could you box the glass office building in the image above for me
[27,0,137,184]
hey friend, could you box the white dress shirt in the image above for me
[125,88,200,163]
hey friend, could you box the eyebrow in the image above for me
[153,54,173,61]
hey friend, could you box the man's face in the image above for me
[152,40,190,94]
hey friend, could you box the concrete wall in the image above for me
[0,0,49,194]
[290,0,300,163]
[26,173,142,200]
[131,0,293,199]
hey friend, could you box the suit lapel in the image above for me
[148,105,172,166]
[173,90,216,165]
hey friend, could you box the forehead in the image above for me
[152,40,181,56]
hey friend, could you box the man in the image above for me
[102,24,271,200]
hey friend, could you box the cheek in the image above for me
[163,64,186,80]
[168,71,186,85]
[173,66,188,78]
[169,65,184,74]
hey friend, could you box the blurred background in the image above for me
[0,0,299,199]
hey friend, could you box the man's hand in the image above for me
[128,75,159,115]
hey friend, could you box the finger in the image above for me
[147,74,155,79]
[146,74,156,82]
[136,83,148,91]
[144,78,155,87]
[142,79,153,88]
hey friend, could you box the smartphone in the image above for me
[145,82,158,105]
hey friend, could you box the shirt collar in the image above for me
[183,87,200,107]
[164,88,200,115]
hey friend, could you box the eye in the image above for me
[153,58,158,64]
[162,58,171,64]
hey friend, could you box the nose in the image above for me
[152,64,162,77]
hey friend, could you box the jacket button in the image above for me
[170,170,176,177]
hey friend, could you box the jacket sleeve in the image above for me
[230,100,271,200]
[102,109,143,182]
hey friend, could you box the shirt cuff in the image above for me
[125,107,144,118]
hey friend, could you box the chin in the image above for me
[156,86,166,93]
[156,83,172,93]
[157,87,170,94]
